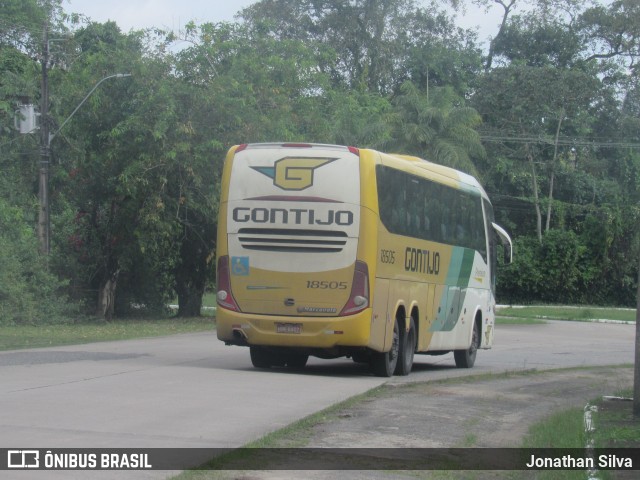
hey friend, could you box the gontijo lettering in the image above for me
[404,247,440,275]
[232,207,354,226]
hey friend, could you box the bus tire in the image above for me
[454,320,480,368]
[250,346,272,368]
[285,353,309,369]
[352,352,370,364]
[395,317,416,376]
[370,320,400,377]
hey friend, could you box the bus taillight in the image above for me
[216,256,240,312]
[340,261,369,316]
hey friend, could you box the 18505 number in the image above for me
[380,249,396,264]
[306,280,348,289]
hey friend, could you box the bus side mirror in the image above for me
[491,222,513,265]
[499,245,511,264]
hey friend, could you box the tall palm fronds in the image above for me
[389,81,485,176]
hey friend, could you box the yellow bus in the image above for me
[216,143,512,376]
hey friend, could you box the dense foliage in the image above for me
[1,0,638,324]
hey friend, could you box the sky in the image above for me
[63,0,506,45]
[64,0,255,32]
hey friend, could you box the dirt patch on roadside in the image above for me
[309,367,632,449]
[208,367,633,480]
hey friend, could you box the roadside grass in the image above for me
[0,291,218,352]
[520,406,587,480]
[496,306,635,323]
[495,316,547,325]
[170,292,217,309]
[593,390,639,448]
[517,386,640,480]
[0,316,215,351]
[592,389,640,480]
[1,303,630,351]
[202,292,217,307]
[522,406,587,447]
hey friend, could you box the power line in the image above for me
[479,134,640,149]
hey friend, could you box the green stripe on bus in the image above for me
[457,249,475,288]
[445,248,463,286]
[443,247,474,288]
[430,248,475,332]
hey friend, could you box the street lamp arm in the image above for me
[49,73,131,143]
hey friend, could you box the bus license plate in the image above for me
[276,323,302,334]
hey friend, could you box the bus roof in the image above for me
[231,143,488,199]
[374,151,489,200]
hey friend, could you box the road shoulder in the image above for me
[196,366,633,479]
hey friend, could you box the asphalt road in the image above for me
[0,320,635,478]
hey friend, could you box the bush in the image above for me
[500,229,588,305]
[0,200,80,325]
[498,227,638,306]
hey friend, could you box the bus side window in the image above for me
[407,179,420,237]
[376,166,395,230]
[422,194,431,240]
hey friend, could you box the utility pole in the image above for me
[38,16,51,254]
[634,255,640,416]
[36,5,130,255]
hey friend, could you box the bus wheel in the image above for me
[351,352,370,364]
[395,317,416,376]
[250,346,272,368]
[370,320,400,377]
[454,320,480,368]
[285,353,309,369]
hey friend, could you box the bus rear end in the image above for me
[216,143,371,367]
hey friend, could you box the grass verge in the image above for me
[592,389,640,480]
[496,306,635,323]
[519,405,588,480]
[517,387,640,480]
[2,304,629,351]
[0,316,215,351]
[496,316,547,325]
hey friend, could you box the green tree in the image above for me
[491,13,583,68]
[474,64,601,241]
[50,22,173,318]
[240,0,468,93]
[579,0,640,70]
[319,89,393,147]
[389,81,484,175]
[0,0,85,324]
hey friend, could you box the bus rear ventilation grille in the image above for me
[237,228,347,253]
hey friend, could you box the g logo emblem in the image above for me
[252,157,336,191]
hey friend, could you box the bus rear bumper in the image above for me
[216,308,373,350]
